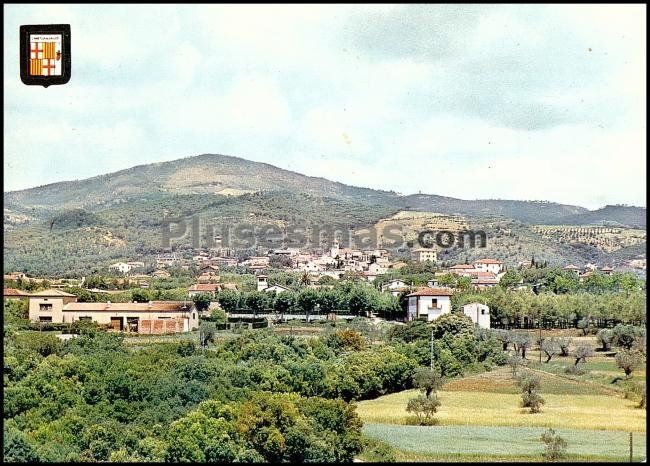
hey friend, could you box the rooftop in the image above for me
[407,287,454,297]
[63,300,194,313]
[29,289,77,297]
[3,288,29,296]
[474,258,503,264]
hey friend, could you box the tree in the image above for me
[406,394,441,426]
[131,288,150,303]
[216,290,240,313]
[557,338,572,357]
[574,344,593,366]
[511,332,532,359]
[456,276,472,291]
[412,367,445,398]
[576,317,592,336]
[519,372,545,413]
[274,292,297,315]
[596,329,613,351]
[611,324,644,350]
[540,428,567,461]
[3,427,40,462]
[540,338,560,363]
[430,313,475,339]
[499,269,522,289]
[615,350,643,378]
[192,293,212,313]
[508,352,525,377]
[199,322,217,348]
[204,307,228,324]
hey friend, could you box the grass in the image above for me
[362,424,646,462]
[357,388,645,432]
[356,364,646,432]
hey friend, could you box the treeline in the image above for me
[3,308,506,462]
[452,287,646,328]
[214,283,403,320]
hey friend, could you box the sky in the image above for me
[3,4,646,209]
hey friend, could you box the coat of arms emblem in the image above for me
[20,24,71,87]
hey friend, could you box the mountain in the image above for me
[5,153,589,224]
[546,205,647,229]
[3,153,646,277]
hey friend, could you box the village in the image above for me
[3,241,625,336]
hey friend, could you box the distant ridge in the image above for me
[5,153,608,225]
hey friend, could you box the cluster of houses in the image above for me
[5,253,626,334]
[562,263,614,280]
[4,287,200,334]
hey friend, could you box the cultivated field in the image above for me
[357,359,646,461]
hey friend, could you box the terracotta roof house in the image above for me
[3,288,30,299]
[28,296,198,333]
[188,283,220,298]
[406,287,454,322]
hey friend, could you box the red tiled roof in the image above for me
[449,264,476,269]
[407,287,454,297]
[564,264,580,270]
[63,300,193,313]
[601,266,613,271]
[3,288,29,296]
[189,284,219,292]
[29,289,77,297]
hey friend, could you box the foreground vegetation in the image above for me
[362,425,646,462]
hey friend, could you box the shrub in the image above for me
[406,394,441,426]
[361,437,396,463]
[540,428,567,461]
[596,329,613,351]
[518,372,545,413]
[615,350,644,378]
[574,344,594,366]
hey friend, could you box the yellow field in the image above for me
[357,364,646,433]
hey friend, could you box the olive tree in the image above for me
[519,372,545,413]
[615,350,644,378]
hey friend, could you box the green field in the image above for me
[362,424,646,462]
[357,360,646,461]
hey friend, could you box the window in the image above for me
[79,316,92,321]
[193,312,196,319]
[428,299,438,309]
[39,316,52,322]
[39,303,53,311]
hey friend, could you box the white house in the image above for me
[367,262,387,275]
[474,259,503,275]
[406,287,453,322]
[462,302,491,328]
[381,279,408,292]
[263,284,290,293]
[109,262,132,274]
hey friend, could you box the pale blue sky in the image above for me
[4,4,646,209]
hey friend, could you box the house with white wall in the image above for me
[406,287,453,322]
[474,259,503,275]
[462,302,491,328]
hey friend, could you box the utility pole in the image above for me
[430,329,435,370]
[539,319,542,364]
[629,432,633,462]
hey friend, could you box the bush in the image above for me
[540,428,567,461]
[596,329,613,351]
[406,394,441,426]
[361,437,396,462]
[615,350,644,378]
[518,372,545,413]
